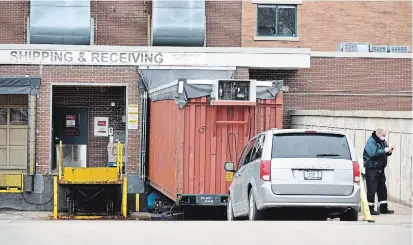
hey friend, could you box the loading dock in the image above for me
[51,85,129,219]
[0,77,39,194]
[0,44,311,213]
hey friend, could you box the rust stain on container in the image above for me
[148,93,283,199]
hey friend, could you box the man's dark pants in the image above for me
[365,169,388,210]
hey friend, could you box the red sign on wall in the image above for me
[97,121,106,126]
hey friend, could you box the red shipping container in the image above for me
[148,93,283,203]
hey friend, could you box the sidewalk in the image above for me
[0,202,411,223]
[359,202,412,226]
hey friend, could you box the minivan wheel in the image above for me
[340,208,359,221]
[227,195,235,221]
[248,191,262,221]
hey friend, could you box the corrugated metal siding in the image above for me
[252,93,284,135]
[148,100,184,200]
[148,93,283,200]
[183,97,252,195]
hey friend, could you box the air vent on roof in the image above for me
[369,45,388,53]
[337,42,369,52]
[388,46,410,53]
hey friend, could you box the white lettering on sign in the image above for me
[3,50,209,66]
[10,50,164,65]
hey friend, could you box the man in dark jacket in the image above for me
[363,128,395,215]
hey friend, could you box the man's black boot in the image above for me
[379,203,395,214]
[369,206,380,215]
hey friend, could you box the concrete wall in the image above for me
[290,110,412,206]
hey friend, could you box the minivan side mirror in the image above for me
[224,162,235,172]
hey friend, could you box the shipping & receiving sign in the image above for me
[4,50,206,66]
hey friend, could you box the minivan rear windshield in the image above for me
[271,133,352,160]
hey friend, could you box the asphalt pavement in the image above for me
[0,202,411,245]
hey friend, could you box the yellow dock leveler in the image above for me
[53,141,128,219]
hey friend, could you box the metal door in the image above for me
[53,108,89,169]
[0,95,28,172]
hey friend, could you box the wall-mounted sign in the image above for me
[65,115,76,128]
[64,114,79,136]
[128,105,139,130]
[94,117,109,137]
[4,50,207,66]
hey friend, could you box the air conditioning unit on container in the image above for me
[388,46,410,53]
[211,79,257,106]
[337,42,369,52]
[369,45,388,53]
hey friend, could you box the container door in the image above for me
[214,106,252,195]
[53,108,88,168]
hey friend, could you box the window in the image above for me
[238,138,257,168]
[251,135,265,162]
[257,5,297,37]
[0,95,28,126]
[271,133,352,160]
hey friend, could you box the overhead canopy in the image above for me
[140,69,235,98]
[0,77,41,95]
[139,69,283,108]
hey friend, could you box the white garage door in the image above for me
[0,95,28,172]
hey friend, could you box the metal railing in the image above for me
[57,140,124,180]
[117,141,123,178]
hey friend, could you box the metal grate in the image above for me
[369,45,388,53]
[388,46,410,53]
[337,42,369,52]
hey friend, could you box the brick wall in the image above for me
[235,67,249,79]
[242,1,412,51]
[206,1,242,47]
[52,86,126,168]
[0,65,140,174]
[0,1,29,44]
[0,0,241,47]
[91,0,148,46]
[249,57,412,127]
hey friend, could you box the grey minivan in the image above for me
[224,129,361,221]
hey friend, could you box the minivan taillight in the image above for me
[353,161,360,183]
[260,160,271,181]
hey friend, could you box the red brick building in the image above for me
[0,0,410,211]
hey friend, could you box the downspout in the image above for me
[137,68,150,181]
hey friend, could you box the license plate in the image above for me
[196,195,219,204]
[304,170,322,180]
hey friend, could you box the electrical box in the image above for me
[114,131,126,144]
[211,79,257,105]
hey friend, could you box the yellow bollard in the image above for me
[360,175,374,223]
[122,176,128,219]
[53,176,58,219]
[58,141,63,180]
